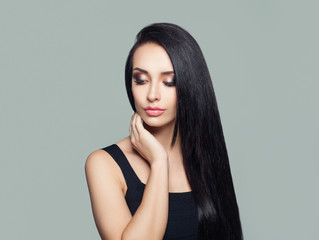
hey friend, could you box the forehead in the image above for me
[132,43,174,72]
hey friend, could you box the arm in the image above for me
[85,113,169,240]
[121,158,169,240]
[85,150,132,240]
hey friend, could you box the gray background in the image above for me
[1,0,318,239]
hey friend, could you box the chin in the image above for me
[142,117,164,127]
[142,116,175,129]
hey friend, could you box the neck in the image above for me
[143,121,181,154]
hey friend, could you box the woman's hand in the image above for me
[129,112,168,166]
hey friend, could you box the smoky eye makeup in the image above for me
[132,73,147,84]
[132,71,176,86]
[163,76,176,86]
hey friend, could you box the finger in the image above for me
[131,113,139,140]
[135,114,144,134]
[129,112,136,143]
[129,123,132,138]
[129,112,135,132]
[129,112,134,136]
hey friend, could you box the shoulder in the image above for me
[84,142,133,239]
[85,148,114,170]
[85,137,132,189]
[116,136,133,154]
[85,147,123,190]
[85,136,131,169]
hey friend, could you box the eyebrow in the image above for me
[133,67,175,75]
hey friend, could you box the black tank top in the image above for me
[101,144,198,240]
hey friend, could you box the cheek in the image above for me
[132,85,147,102]
[172,96,178,113]
[131,88,141,109]
[167,91,177,107]
[131,86,138,100]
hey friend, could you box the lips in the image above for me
[145,106,165,117]
[145,106,165,111]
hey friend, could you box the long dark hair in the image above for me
[125,23,243,240]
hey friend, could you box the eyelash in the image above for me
[133,77,176,87]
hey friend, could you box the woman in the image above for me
[85,23,243,240]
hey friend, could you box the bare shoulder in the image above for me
[84,142,132,239]
[85,137,132,192]
[85,148,120,182]
[86,148,112,167]
[116,136,133,154]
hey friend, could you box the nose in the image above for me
[147,82,160,102]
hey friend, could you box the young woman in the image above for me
[85,23,243,240]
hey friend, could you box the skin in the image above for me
[85,42,191,240]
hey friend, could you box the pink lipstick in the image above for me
[145,106,165,117]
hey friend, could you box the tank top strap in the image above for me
[101,144,143,191]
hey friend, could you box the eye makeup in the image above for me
[132,68,176,87]
[163,77,176,86]
[132,70,176,86]
[132,73,147,85]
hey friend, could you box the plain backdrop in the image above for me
[1,0,318,239]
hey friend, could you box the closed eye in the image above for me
[132,73,175,86]
[163,77,176,87]
[134,79,146,84]
[164,81,176,87]
[133,75,146,85]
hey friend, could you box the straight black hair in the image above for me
[125,23,243,240]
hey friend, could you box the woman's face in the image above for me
[131,42,177,129]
